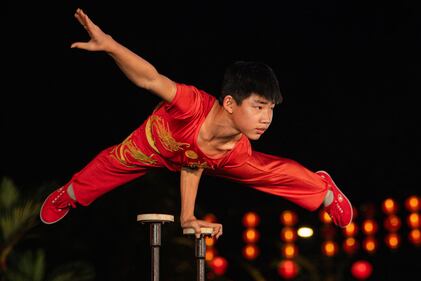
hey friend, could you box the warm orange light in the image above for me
[362,236,378,254]
[343,237,358,255]
[242,212,260,228]
[206,236,215,247]
[362,219,378,235]
[206,247,217,261]
[343,222,358,236]
[383,215,401,232]
[319,210,332,224]
[204,213,217,223]
[408,229,421,246]
[242,244,260,260]
[280,227,297,242]
[407,213,420,228]
[243,228,260,243]
[385,233,401,249]
[280,210,298,226]
[321,240,339,256]
[382,198,398,214]
[281,243,298,258]
[405,196,421,212]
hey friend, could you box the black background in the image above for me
[4,0,420,280]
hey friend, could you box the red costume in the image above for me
[69,83,327,211]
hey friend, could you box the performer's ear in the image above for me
[223,95,234,113]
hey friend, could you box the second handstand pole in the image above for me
[183,227,213,281]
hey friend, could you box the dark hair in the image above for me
[219,61,283,105]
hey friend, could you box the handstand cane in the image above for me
[137,214,174,281]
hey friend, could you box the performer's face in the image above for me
[232,94,275,140]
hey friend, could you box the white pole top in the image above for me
[137,213,174,223]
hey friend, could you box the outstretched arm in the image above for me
[180,167,223,239]
[71,8,176,102]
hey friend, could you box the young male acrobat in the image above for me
[40,8,353,239]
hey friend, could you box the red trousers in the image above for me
[66,136,328,211]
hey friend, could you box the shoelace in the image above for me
[51,187,76,209]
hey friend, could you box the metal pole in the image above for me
[150,223,161,281]
[196,235,206,281]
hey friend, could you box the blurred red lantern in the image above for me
[280,227,297,242]
[242,212,260,228]
[343,237,358,255]
[384,233,401,249]
[382,198,398,214]
[405,195,421,212]
[408,229,421,246]
[278,260,299,280]
[242,244,260,260]
[383,215,401,232]
[351,260,373,280]
[407,213,420,228]
[280,210,298,226]
[362,236,378,254]
[209,256,228,276]
[243,228,260,243]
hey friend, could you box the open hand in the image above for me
[70,8,113,52]
[181,216,223,239]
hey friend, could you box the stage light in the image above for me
[280,227,297,242]
[278,260,299,280]
[408,229,421,246]
[362,219,378,235]
[242,211,260,228]
[206,247,217,261]
[242,244,260,260]
[321,240,339,256]
[204,213,217,223]
[407,213,420,228]
[205,236,215,247]
[382,198,398,214]
[383,215,401,232]
[280,210,298,226]
[405,195,420,212]
[343,222,358,236]
[209,256,228,276]
[281,243,298,258]
[343,237,358,255]
[362,236,378,254]
[297,226,314,238]
[319,209,332,224]
[384,233,401,249]
[243,228,260,243]
[351,260,373,280]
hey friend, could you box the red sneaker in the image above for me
[40,186,76,224]
[316,171,353,228]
